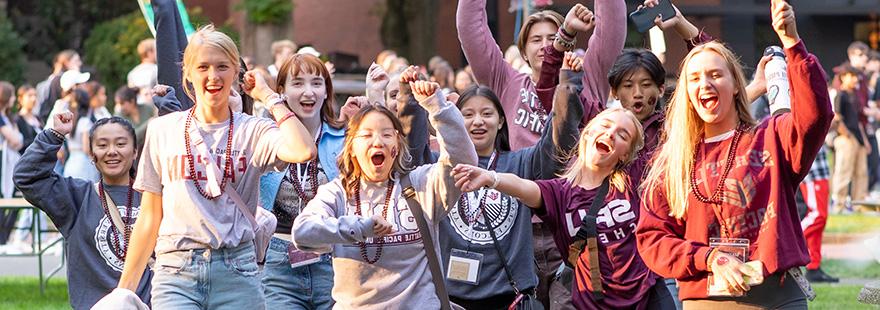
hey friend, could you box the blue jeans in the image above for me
[151,242,265,309]
[261,237,334,309]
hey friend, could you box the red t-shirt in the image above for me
[636,40,833,300]
[536,178,658,309]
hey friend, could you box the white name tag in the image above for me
[446,249,482,285]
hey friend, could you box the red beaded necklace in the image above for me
[286,128,323,204]
[689,124,744,205]
[184,107,235,200]
[457,151,498,226]
[689,124,744,237]
[353,177,395,264]
[98,178,134,260]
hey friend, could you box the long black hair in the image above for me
[88,116,138,178]
[455,85,511,153]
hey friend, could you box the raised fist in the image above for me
[563,4,595,34]
[337,96,369,124]
[771,0,799,48]
[562,52,583,72]
[52,111,75,136]
[399,65,426,84]
[410,81,440,103]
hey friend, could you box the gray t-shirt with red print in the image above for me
[135,111,286,254]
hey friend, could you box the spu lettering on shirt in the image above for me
[565,199,637,244]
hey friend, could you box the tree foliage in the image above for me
[0,14,26,84]
[82,11,151,98]
[235,0,293,25]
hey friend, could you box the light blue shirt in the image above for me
[260,122,345,210]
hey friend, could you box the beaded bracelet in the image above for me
[47,128,66,141]
[555,33,577,51]
[276,112,297,127]
[558,26,576,41]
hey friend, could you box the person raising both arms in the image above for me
[636,1,832,308]
[292,81,478,309]
[112,25,316,309]
[457,0,625,150]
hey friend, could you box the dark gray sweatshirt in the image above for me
[400,71,584,300]
[13,131,152,310]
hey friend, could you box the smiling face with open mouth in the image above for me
[460,96,503,157]
[686,51,739,131]
[580,111,639,169]
[284,69,327,122]
[90,123,137,184]
[187,46,236,109]
[351,111,400,182]
[615,68,663,122]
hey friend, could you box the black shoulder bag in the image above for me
[479,198,544,310]
[566,178,610,300]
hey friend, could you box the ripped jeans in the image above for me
[151,242,265,310]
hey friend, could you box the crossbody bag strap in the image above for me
[94,182,127,234]
[478,196,520,294]
[567,178,610,300]
[399,173,452,310]
[224,183,257,229]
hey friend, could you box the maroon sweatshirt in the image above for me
[635,40,832,300]
[537,31,714,184]
[535,178,658,309]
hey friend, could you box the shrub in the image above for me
[82,11,151,99]
[0,15,27,84]
[235,0,293,25]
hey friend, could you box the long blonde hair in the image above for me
[181,25,241,102]
[337,105,412,199]
[642,41,755,219]
[561,108,645,193]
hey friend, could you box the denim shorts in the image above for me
[151,242,265,309]
[261,236,335,309]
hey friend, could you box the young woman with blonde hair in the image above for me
[453,107,675,309]
[112,25,315,309]
[636,1,832,308]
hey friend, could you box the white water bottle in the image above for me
[764,46,791,115]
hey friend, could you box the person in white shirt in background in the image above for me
[268,40,298,79]
[127,39,158,107]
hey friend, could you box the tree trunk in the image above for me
[381,0,437,65]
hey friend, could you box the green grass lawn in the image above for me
[812,283,878,309]
[0,271,878,309]
[826,213,880,234]
[0,277,69,310]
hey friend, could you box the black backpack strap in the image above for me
[566,178,610,300]
[399,173,452,310]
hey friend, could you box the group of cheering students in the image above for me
[12,0,832,309]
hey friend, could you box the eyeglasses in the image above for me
[353,129,398,143]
